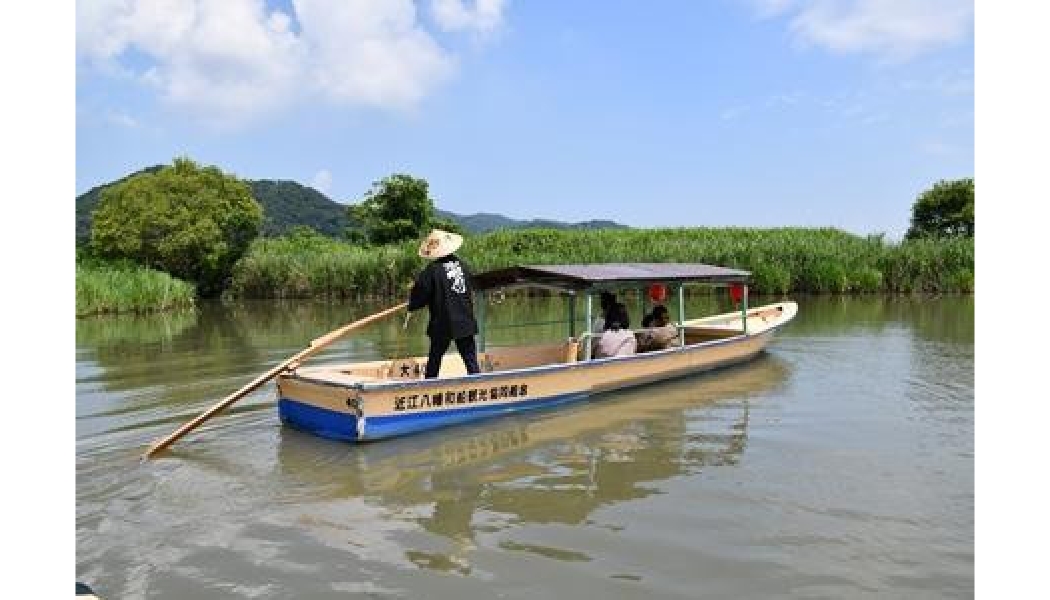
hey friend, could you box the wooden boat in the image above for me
[276,354,789,498]
[275,263,797,442]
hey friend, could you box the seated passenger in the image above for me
[591,292,620,355]
[641,304,661,328]
[592,291,617,333]
[595,303,637,358]
[638,305,678,352]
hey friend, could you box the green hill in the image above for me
[436,210,626,233]
[76,169,627,241]
[75,166,164,243]
[75,166,351,241]
[248,179,350,237]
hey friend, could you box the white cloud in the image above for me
[76,0,508,125]
[750,0,973,60]
[430,0,508,34]
[311,169,333,195]
[295,0,456,110]
[78,0,304,126]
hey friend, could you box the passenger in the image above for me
[608,298,629,329]
[641,305,659,328]
[592,291,617,332]
[642,304,672,328]
[590,291,617,356]
[595,302,637,358]
[638,305,678,352]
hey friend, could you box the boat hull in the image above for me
[277,318,784,442]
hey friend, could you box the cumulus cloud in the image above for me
[295,0,456,110]
[750,0,973,60]
[430,0,508,34]
[76,0,509,125]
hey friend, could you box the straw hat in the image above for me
[418,229,464,259]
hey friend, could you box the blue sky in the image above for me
[75,0,974,238]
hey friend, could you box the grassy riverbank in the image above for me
[227,227,974,298]
[76,256,197,316]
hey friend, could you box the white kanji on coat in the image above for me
[444,261,466,294]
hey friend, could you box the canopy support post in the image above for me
[567,292,576,338]
[677,284,686,346]
[741,284,749,335]
[584,292,593,360]
[476,291,487,352]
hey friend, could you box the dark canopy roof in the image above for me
[472,263,750,292]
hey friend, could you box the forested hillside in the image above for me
[76,169,626,241]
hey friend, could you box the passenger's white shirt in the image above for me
[596,328,637,358]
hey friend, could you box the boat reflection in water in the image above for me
[274,354,790,574]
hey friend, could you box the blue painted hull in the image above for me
[278,390,590,441]
[277,343,764,442]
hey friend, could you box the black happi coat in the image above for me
[408,254,479,340]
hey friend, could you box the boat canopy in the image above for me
[472,263,750,292]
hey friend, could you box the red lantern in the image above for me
[728,283,745,304]
[648,283,668,303]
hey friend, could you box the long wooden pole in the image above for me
[143,302,408,459]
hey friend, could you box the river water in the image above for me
[75,295,973,599]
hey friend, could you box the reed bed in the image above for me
[227,227,974,298]
[76,257,197,316]
[228,235,424,299]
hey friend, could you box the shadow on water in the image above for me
[270,355,791,572]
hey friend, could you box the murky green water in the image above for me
[76,295,973,599]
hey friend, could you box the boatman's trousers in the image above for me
[426,335,480,379]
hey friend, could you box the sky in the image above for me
[74,0,974,239]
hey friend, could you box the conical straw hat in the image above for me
[418,229,464,259]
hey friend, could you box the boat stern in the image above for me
[276,372,367,441]
[277,396,363,441]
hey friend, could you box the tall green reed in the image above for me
[227,227,974,298]
[76,258,197,316]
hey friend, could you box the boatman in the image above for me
[408,229,481,378]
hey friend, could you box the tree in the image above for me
[906,178,974,239]
[347,173,462,245]
[90,157,263,296]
